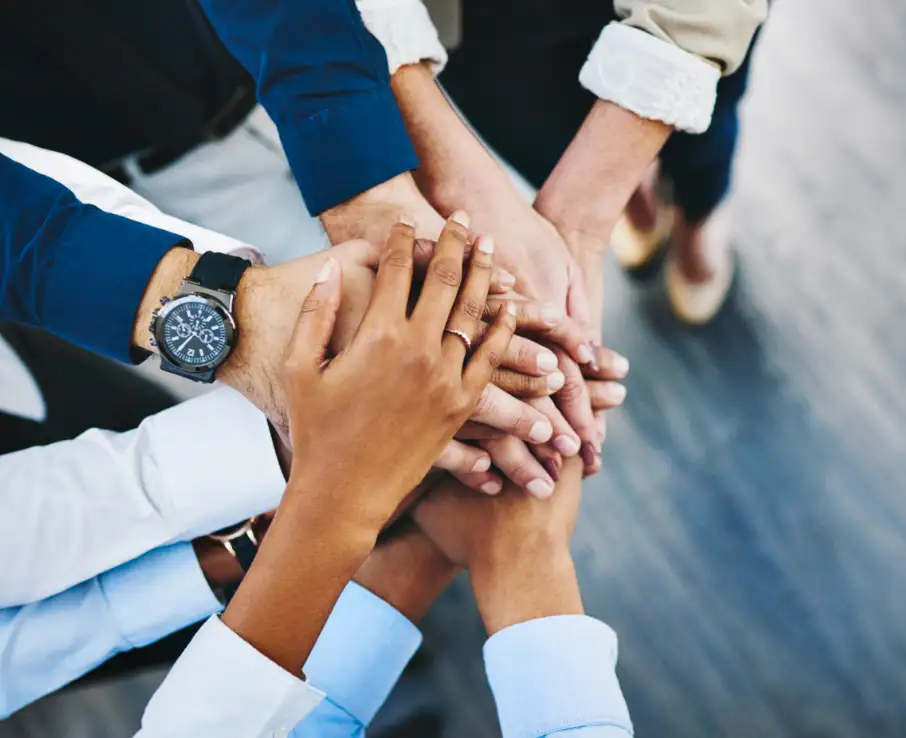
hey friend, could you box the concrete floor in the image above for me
[4,0,906,735]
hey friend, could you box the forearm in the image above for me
[535,100,671,253]
[221,490,376,676]
[391,63,518,214]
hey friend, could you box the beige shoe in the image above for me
[610,206,674,279]
[665,209,734,325]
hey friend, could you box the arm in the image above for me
[196,0,417,216]
[0,387,284,607]
[0,543,226,718]
[415,460,634,738]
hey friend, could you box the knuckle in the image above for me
[431,258,462,287]
[459,298,484,321]
[300,296,322,314]
[512,341,533,368]
[384,248,413,269]
[473,386,495,416]
[557,376,584,402]
[486,350,503,370]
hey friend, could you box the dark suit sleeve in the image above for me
[198,0,419,215]
[0,154,187,362]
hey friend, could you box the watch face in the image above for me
[155,295,235,372]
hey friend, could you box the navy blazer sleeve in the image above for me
[198,0,418,215]
[0,155,187,362]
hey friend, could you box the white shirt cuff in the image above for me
[357,0,448,75]
[99,543,222,649]
[135,387,287,542]
[484,615,633,738]
[140,616,323,738]
[304,582,422,725]
[580,22,720,134]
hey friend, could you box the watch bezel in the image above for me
[152,293,237,374]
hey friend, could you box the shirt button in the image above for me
[272,727,290,738]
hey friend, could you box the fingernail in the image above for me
[472,456,491,473]
[526,478,555,499]
[580,441,598,469]
[496,269,516,288]
[540,304,563,326]
[480,481,502,495]
[397,214,415,227]
[507,302,518,316]
[553,434,580,456]
[450,210,470,228]
[542,460,561,483]
[546,371,565,392]
[314,258,335,284]
[597,415,607,442]
[477,235,495,254]
[588,345,600,372]
[606,383,627,403]
[577,343,594,364]
[537,351,558,373]
[612,353,630,378]
[529,420,553,443]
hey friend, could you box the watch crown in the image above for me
[149,338,157,347]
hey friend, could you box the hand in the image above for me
[282,213,515,534]
[414,459,585,635]
[320,172,446,247]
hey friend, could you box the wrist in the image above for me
[471,543,582,636]
[132,247,199,352]
[355,529,459,624]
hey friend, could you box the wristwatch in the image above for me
[208,517,260,601]
[149,251,251,383]
[208,517,260,572]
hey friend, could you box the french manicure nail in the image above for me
[547,371,565,392]
[450,210,470,228]
[553,435,580,456]
[496,269,516,288]
[580,441,597,469]
[481,481,502,495]
[314,258,335,284]
[612,353,630,378]
[542,460,561,483]
[397,214,415,227]
[588,344,600,372]
[526,478,555,499]
[529,420,553,443]
[540,304,563,326]
[477,235,495,254]
[507,302,518,316]
[537,352,558,373]
[577,343,594,364]
[472,456,491,473]
[607,383,627,403]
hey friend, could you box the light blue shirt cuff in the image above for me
[99,542,222,648]
[304,582,422,725]
[140,616,324,737]
[484,615,634,738]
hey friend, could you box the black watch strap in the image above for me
[189,251,251,293]
[230,532,258,572]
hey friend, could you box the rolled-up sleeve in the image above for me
[615,0,767,74]
[198,0,418,214]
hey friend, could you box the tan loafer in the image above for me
[610,205,674,281]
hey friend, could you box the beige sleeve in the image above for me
[615,0,768,74]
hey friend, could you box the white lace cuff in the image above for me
[579,22,721,134]
[357,0,448,76]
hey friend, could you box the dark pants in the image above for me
[441,2,759,221]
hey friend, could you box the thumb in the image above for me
[284,257,343,378]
